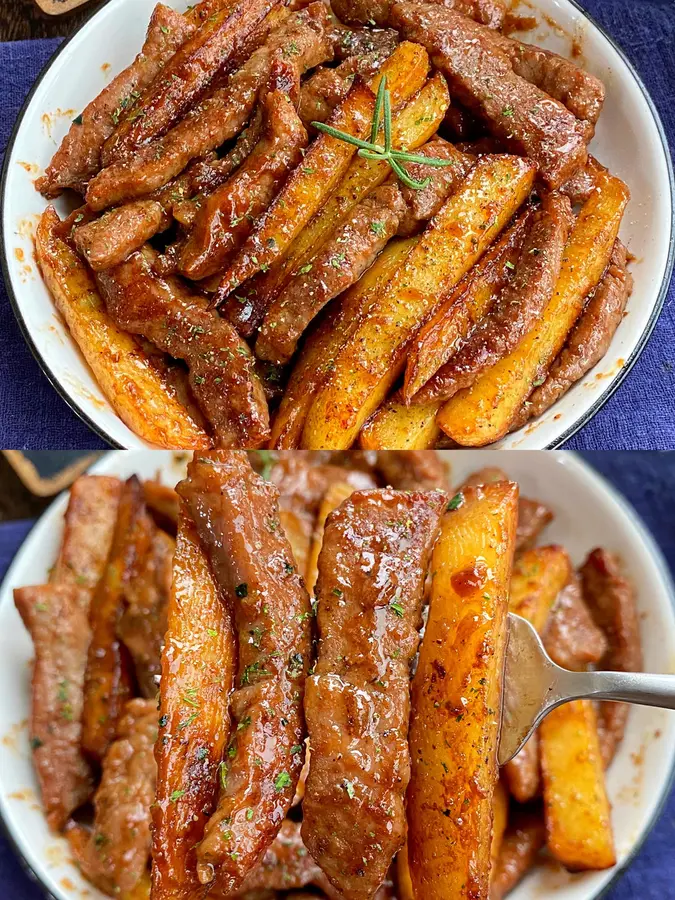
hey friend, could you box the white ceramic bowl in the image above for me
[1,0,673,449]
[0,450,674,900]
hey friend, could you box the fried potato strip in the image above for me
[151,508,235,900]
[302,154,536,449]
[437,166,629,445]
[35,208,211,449]
[407,481,518,900]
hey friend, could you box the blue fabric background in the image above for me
[0,450,674,898]
[0,0,674,449]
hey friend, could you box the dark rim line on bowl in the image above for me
[0,2,673,452]
[0,449,672,900]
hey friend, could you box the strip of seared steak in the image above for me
[580,548,642,766]
[177,452,312,893]
[67,699,157,896]
[86,4,333,209]
[511,240,632,430]
[419,191,573,401]
[96,249,270,448]
[390,2,589,187]
[178,89,308,280]
[14,584,94,831]
[256,184,406,365]
[303,488,445,900]
[36,4,194,197]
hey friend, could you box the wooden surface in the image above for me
[0,0,107,41]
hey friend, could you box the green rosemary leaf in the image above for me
[311,122,375,152]
[371,75,387,146]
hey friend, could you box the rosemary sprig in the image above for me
[312,76,455,190]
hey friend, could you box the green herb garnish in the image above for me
[312,76,455,191]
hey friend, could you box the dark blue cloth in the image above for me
[0,452,674,897]
[1,0,675,448]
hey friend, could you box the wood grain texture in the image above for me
[0,0,106,41]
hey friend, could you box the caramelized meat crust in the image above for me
[50,475,121,605]
[96,250,270,448]
[36,4,194,197]
[178,451,312,894]
[86,4,333,209]
[14,584,94,831]
[511,240,633,430]
[102,0,282,163]
[391,2,589,187]
[543,571,608,671]
[74,200,165,271]
[490,809,547,900]
[580,548,642,766]
[178,90,308,280]
[303,488,445,900]
[256,184,406,365]
[375,450,449,489]
[422,191,574,400]
[68,699,157,896]
[117,528,174,698]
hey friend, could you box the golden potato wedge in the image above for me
[437,168,629,446]
[151,506,236,900]
[250,72,452,312]
[407,481,519,900]
[539,699,616,871]
[305,481,354,594]
[219,42,430,294]
[270,238,416,448]
[509,546,571,633]
[359,392,441,449]
[491,779,509,873]
[302,155,536,449]
[404,207,533,403]
[397,844,415,900]
[35,207,211,449]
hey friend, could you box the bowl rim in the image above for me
[0,449,674,900]
[0,0,673,450]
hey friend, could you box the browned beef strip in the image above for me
[117,528,174,698]
[375,450,449,489]
[298,50,394,126]
[511,240,632,431]
[396,137,474,235]
[256,184,406,365]
[580,548,642,767]
[457,467,553,551]
[560,157,601,205]
[227,820,325,895]
[331,0,505,29]
[178,90,307,280]
[303,489,445,900]
[86,5,332,210]
[442,101,484,140]
[96,250,270,448]
[391,2,590,188]
[490,809,546,900]
[421,191,574,401]
[36,5,194,197]
[102,0,281,163]
[484,30,605,124]
[330,24,400,61]
[504,731,541,802]
[50,475,121,606]
[543,571,608,671]
[178,452,312,893]
[14,585,94,832]
[73,200,165,271]
[67,699,157,896]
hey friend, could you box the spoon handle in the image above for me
[557,668,675,710]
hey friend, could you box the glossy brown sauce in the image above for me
[451,560,488,596]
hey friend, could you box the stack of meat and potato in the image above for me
[14,451,642,899]
[35,0,633,449]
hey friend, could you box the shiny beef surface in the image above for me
[178,452,312,893]
[303,488,445,899]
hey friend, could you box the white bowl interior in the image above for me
[1,0,672,449]
[0,450,674,900]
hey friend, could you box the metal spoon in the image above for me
[498,613,675,766]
